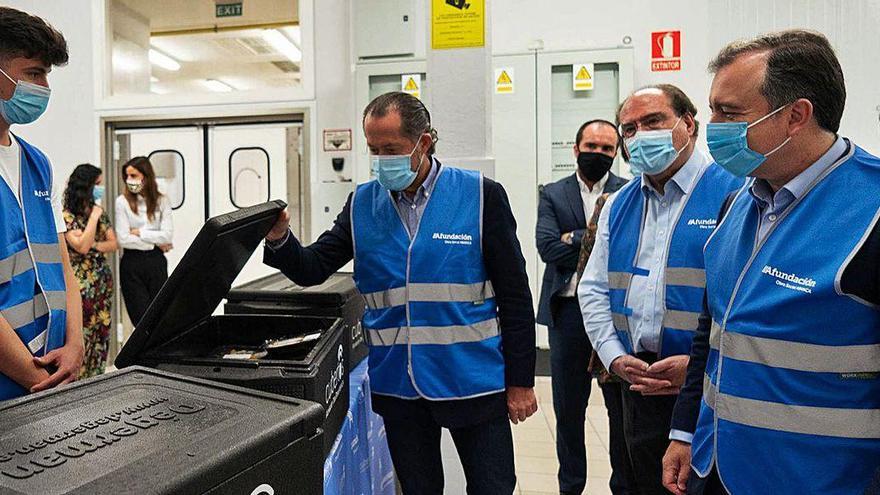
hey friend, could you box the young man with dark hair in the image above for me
[264,91,537,494]
[663,29,880,495]
[0,6,83,400]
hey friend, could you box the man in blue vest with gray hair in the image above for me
[0,7,84,401]
[663,29,880,495]
[264,91,537,494]
[578,84,743,494]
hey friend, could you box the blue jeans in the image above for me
[380,398,516,495]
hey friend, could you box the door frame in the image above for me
[536,48,635,185]
[102,111,308,365]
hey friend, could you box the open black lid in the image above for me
[115,200,286,368]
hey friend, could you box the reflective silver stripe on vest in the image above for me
[367,318,500,346]
[702,373,715,405]
[27,330,48,354]
[709,321,721,350]
[718,329,880,374]
[664,267,706,288]
[607,271,632,290]
[30,243,62,265]
[611,313,630,332]
[0,291,66,330]
[705,379,880,439]
[662,309,701,331]
[362,282,495,310]
[0,249,34,284]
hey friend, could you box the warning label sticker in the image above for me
[495,67,514,94]
[573,63,594,91]
[401,74,422,99]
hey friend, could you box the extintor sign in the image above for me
[651,31,681,71]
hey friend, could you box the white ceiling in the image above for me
[111,0,301,95]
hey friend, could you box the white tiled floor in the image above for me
[441,376,613,495]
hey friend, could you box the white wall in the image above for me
[310,0,357,242]
[3,0,100,190]
[491,0,880,154]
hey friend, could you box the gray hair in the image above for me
[362,91,439,155]
[709,29,845,133]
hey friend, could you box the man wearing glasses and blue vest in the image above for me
[578,84,742,494]
[264,91,537,494]
[0,7,84,401]
[662,30,880,495]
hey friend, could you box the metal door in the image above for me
[209,123,297,287]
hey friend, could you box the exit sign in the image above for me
[216,2,243,17]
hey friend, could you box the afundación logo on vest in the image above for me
[433,232,473,246]
[761,265,816,294]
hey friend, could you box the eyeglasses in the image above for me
[619,113,676,139]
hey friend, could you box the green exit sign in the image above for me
[216,2,243,17]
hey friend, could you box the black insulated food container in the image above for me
[115,201,349,456]
[0,366,323,495]
[225,272,368,367]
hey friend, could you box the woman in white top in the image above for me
[115,156,173,326]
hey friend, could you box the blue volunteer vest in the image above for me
[351,166,504,400]
[694,143,880,494]
[607,163,742,358]
[0,135,67,401]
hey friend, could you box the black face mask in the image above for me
[577,151,614,182]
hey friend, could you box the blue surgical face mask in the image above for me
[370,142,421,191]
[92,184,105,203]
[624,116,689,176]
[0,67,51,125]
[706,105,791,177]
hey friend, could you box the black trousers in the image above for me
[378,397,516,495]
[119,248,167,327]
[620,352,678,495]
[550,297,635,495]
[687,467,727,495]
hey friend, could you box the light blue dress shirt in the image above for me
[394,157,440,237]
[750,136,847,242]
[578,148,711,370]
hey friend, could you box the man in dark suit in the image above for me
[536,119,629,495]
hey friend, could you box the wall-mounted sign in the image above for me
[431,0,485,50]
[572,63,594,91]
[401,74,422,99]
[323,129,352,152]
[215,2,243,17]
[651,30,681,71]
[495,68,514,94]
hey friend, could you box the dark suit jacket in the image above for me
[672,184,880,492]
[535,172,627,326]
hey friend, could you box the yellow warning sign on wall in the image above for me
[401,74,421,99]
[432,0,485,50]
[495,67,514,94]
[573,63,595,91]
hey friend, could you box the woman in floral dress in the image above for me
[62,164,117,378]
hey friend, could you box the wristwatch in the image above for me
[562,232,573,245]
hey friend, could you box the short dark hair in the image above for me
[617,83,700,137]
[708,29,845,133]
[575,119,624,159]
[363,92,439,155]
[0,7,68,67]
